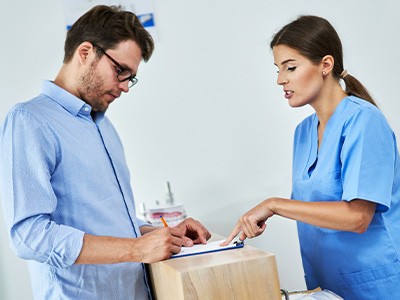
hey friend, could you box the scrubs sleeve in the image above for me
[341,107,396,212]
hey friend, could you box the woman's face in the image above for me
[273,45,324,108]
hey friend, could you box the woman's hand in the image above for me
[221,199,276,246]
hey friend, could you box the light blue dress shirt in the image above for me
[292,96,400,300]
[0,81,151,299]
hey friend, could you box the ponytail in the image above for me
[341,72,377,107]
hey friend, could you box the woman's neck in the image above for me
[312,81,347,127]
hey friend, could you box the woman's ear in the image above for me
[321,55,334,76]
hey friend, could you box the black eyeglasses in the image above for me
[93,44,138,88]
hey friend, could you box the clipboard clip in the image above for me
[233,240,244,247]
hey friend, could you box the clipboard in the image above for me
[170,239,244,259]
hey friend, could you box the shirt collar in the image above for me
[41,80,93,117]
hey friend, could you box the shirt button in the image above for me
[84,107,89,112]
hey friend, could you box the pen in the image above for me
[160,215,169,227]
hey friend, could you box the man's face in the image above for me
[77,40,142,112]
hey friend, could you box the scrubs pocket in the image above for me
[340,261,400,286]
[338,261,400,299]
[310,173,342,202]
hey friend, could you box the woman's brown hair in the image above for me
[270,15,377,106]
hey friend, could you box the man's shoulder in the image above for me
[1,95,61,133]
[9,94,58,117]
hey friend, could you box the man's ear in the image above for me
[321,55,334,76]
[76,42,95,65]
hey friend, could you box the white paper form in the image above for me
[170,240,244,259]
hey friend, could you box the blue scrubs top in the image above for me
[292,96,400,300]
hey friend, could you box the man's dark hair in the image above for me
[64,5,154,63]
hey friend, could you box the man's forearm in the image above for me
[75,234,141,264]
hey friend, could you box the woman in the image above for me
[223,15,400,299]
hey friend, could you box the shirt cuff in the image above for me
[45,225,85,269]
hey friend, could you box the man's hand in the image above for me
[175,217,211,247]
[135,226,185,263]
[75,219,210,265]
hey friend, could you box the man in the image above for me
[0,5,210,299]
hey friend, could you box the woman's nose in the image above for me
[277,73,287,85]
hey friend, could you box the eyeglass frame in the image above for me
[92,43,138,88]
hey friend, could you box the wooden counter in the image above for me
[147,236,281,300]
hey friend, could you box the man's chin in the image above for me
[91,100,111,113]
[98,107,108,113]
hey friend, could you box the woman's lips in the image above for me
[284,90,294,99]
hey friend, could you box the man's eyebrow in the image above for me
[120,63,133,72]
[114,58,133,72]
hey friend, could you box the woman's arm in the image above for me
[222,197,376,245]
[272,197,376,232]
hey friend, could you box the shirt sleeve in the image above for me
[0,107,84,268]
[341,107,396,212]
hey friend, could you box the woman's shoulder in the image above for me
[341,96,393,134]
[342,95,381,116]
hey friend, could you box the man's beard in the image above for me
[78,62,110,112]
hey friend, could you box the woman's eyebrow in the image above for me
[274,58,296,66]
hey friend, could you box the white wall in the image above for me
[1,1,400,299]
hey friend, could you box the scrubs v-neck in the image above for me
[291,96,400,299]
